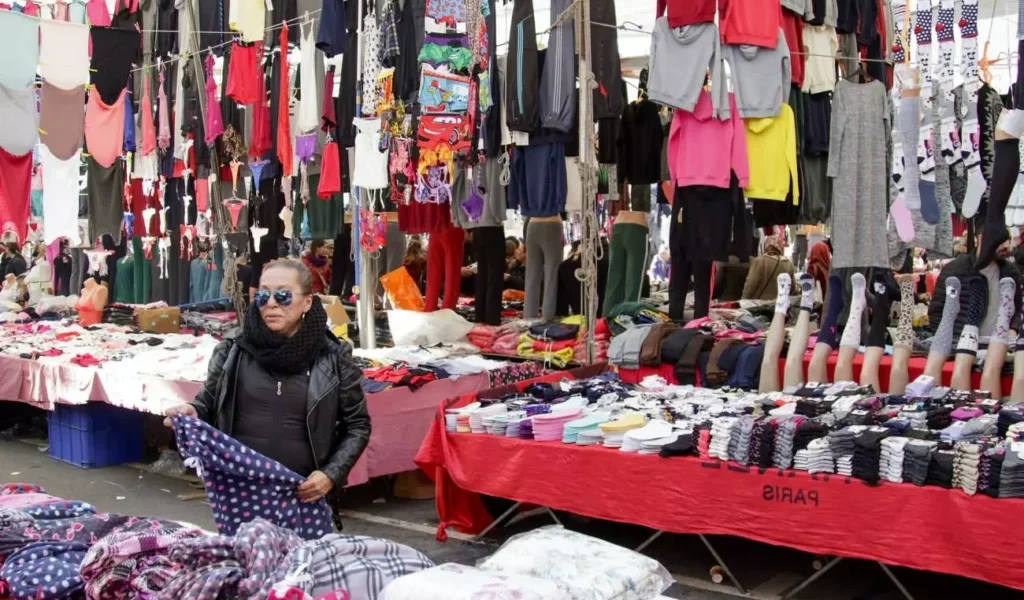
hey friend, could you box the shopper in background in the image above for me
[807,241,832,301]
[403,236,427,290]
[742,237,795,301]
[302,240,332,295]
[3,243,27,278]
[505,238,526,290]
[164,259,370,523]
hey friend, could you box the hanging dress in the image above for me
[204,54,225,143]
[297,20,320,134]
[84,88,127,168]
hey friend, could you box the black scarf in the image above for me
[235,296,329,375]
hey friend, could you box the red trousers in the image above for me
[425,226,465,311]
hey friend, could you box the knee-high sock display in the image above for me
[839,273,867,349]
[799,273,814,311]
[915,0,935,171]
[894,276,917,349]
[956,276,988,356]
[977,138,1021,270]
[995,277,1017,346]
[776,273,792,315]
[817,274,846,348]
[930,276,961,354]
[960,0,986,217]
[867,273,899,348]
[935,0,960,160]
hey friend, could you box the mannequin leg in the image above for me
[979,278,1017,398]
[860,348,885,391]
[835,273,867,383]
[924,276,962,380]
[861,272,900,392]
[809,274,846,383]
[888,275,918,395]
[951,276,988,390]
[783,275,815,387]
[759,274,792,393]
[1011,343,1024,403]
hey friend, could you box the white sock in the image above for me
[962,164,987,218]
[799,274,814,311]
[839,273,867,349]
[776,273,792,315]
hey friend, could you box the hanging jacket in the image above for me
[722,28,791,119]
[505,0,540,133]
[538,0,576,132]
[719,0,783,48]
[667,91,748,189]
[656,0,716,27]
[649,19,728,119]
[743,104,799,202]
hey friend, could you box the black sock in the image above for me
[977,138,1019,269]
[867,273,896,348]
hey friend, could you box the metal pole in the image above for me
[181,0,244,324]
[576,0,597,363]
[352,0,377,348]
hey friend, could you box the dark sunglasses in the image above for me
[254,289,299,308]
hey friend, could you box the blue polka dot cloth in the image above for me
[23,501,96,521]
[935,2,955,42]
[0,541,89,600]
[171,416,332,541]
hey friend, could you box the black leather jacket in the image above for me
[191,330,371,487]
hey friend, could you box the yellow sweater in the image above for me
[743,104,799,204]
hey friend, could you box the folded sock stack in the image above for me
[710,417,737,461]
[641,434,680,455]
[926,448,956,488]
[793,420,830,453]
[563,413,610,444]
[983,447,1005,497]
[756,420,777,468]
[600,413,646,448]
[852,427,894,485]
[960,415,997,442]
[793,448,811,470]
[506,415,527,438]
[902,440,937,486]
[998,447,1024,499]
[695,422,712,459]
[836,455,853,476]
[805,437,835,474]
[622,420,674,453]
[953,442,982,495]
[519,419,534,440]
[998,406,1024,438]
[470,404,508,434]
[659,432,695,457]
[726,418,743,461]
[828,427,857,458]
[927,406,954,430]
[773,417,802,469]
[733,416,756,465]
[879,436,909,483]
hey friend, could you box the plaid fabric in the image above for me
[172,416,333,540]
[0,514,183,560]
[80,527,204,600]
[272,535,434,599]
[380,0,400,64]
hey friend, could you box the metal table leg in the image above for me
[471,501,522,541]
[780,556,843,599]
[634,530,663,553]
[697,534,748,595]
[544,508,563,526]
[878,563,916,600]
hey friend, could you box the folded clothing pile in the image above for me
[926,448,956,488]
[879,436,909,483]
[901,440,937,486]
[953,442,982,495]
[621,420,674,453]
[600,413,646,449]
[466,324,498,350]
[852,427,894,485]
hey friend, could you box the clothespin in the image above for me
[37,128,46,135]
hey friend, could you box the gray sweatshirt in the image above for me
[723,29,791,119]
[648,18,728,120]
[451,159,507,229]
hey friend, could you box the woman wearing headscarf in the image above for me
[806,241,833,301]
[165,258,370,522]
[742,236,796,300]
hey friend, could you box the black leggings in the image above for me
[473,226,506,325]
[977,138,1019,270]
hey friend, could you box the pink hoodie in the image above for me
[667,91,749,190]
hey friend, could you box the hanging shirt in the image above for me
[801,24,839,94]
[41,147,84,245]
[0,84,39,157]
[297,22,320,134]
[0,11,39,89]
[352,118,389,189]
[89,27,141,106]
[41,83,86,161]
[0,147,32,244]
[84,88,127,169]
[316,0,346,58]
[40,20,91,90]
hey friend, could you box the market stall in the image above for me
[416,370,1024,595]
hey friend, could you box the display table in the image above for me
[416,375,1024,593]
[787,352,1012,391]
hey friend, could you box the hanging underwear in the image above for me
[157,236,170,278]
[84,249,112,276]
[181,170,193,214]
[249,160,268,192]
[248,45,272,159]
[141,236,155,259]
[196,177,209,212]
[159,206,169,235]
[204,54,225,143]
[250,225,268,252]
[226,41,261,105]
[142,207,156,236]
[0,147,32,244]
[279,205,294,239]
[300,162,311,203]
[0,83,39,157]
[179,224,196,259]
[281,175,293,203]
[40,83,85,160]
[85,0,110,25]
[158,64,171,149]
[295,133,317,163]
[39,20,90,89]
[40,146,83,245]
[132,150,159,180]
[418,43,474,72]
[321,67,337,132]
[89,27,140,105]
[122,89,136,153]
[276,28,294,177]
[0,11,39,89]
[223,200,245,230]
[84,88,126,168]
[139,69,156,155]
[122,212,135,239]
[389,137,416,205]
[318,142,341,199]
[416,115,470,171]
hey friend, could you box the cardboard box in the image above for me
[136,307,181,334]
[317,295,351,327]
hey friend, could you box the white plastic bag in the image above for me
[379,563,563,600]
[387,309,474,346]
[476,526,673,600]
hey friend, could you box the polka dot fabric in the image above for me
[0,541,89,600]
[23,501,96,521]
[171,416,332,541]
[935,0,955,42]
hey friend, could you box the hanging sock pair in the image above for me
[934,0,960,162]
[960,0,987,218]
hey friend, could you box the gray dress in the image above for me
[827,80,890,269]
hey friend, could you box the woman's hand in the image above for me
[297,471,334,503]
[162,404,198,428]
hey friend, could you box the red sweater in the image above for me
[719,0,782,48]
[656,0,716,27]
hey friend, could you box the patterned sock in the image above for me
[935,0,959,160]
[898,97,922,209]
[930,276,961,355]
[894,276,917,348]
[994,277,1017,345]
[915,0,934,104]
[956,276,987,356]
[840,273,867,349]
[959,0,980,106]
[892,0,907,64]
[799,273,814,312]
[817,274,846,348]
[776,273,792,315]
[867,274,896,348]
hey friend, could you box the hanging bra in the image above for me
[84,88,126,168]
[40,20,91,89]
[40,82,85,160]
[0,11,39,89]
[0,83,39,156]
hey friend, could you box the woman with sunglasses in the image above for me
[164,259,370,521]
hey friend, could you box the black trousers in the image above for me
[473,226,506,325]
[669,190,712,321]
[331,223,355,298]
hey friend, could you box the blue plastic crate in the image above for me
[47,403,144,468]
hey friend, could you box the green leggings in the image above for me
[603,222,649,317]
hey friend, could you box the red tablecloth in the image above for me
[415,374,1024,592]
[788,352,1010,391]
